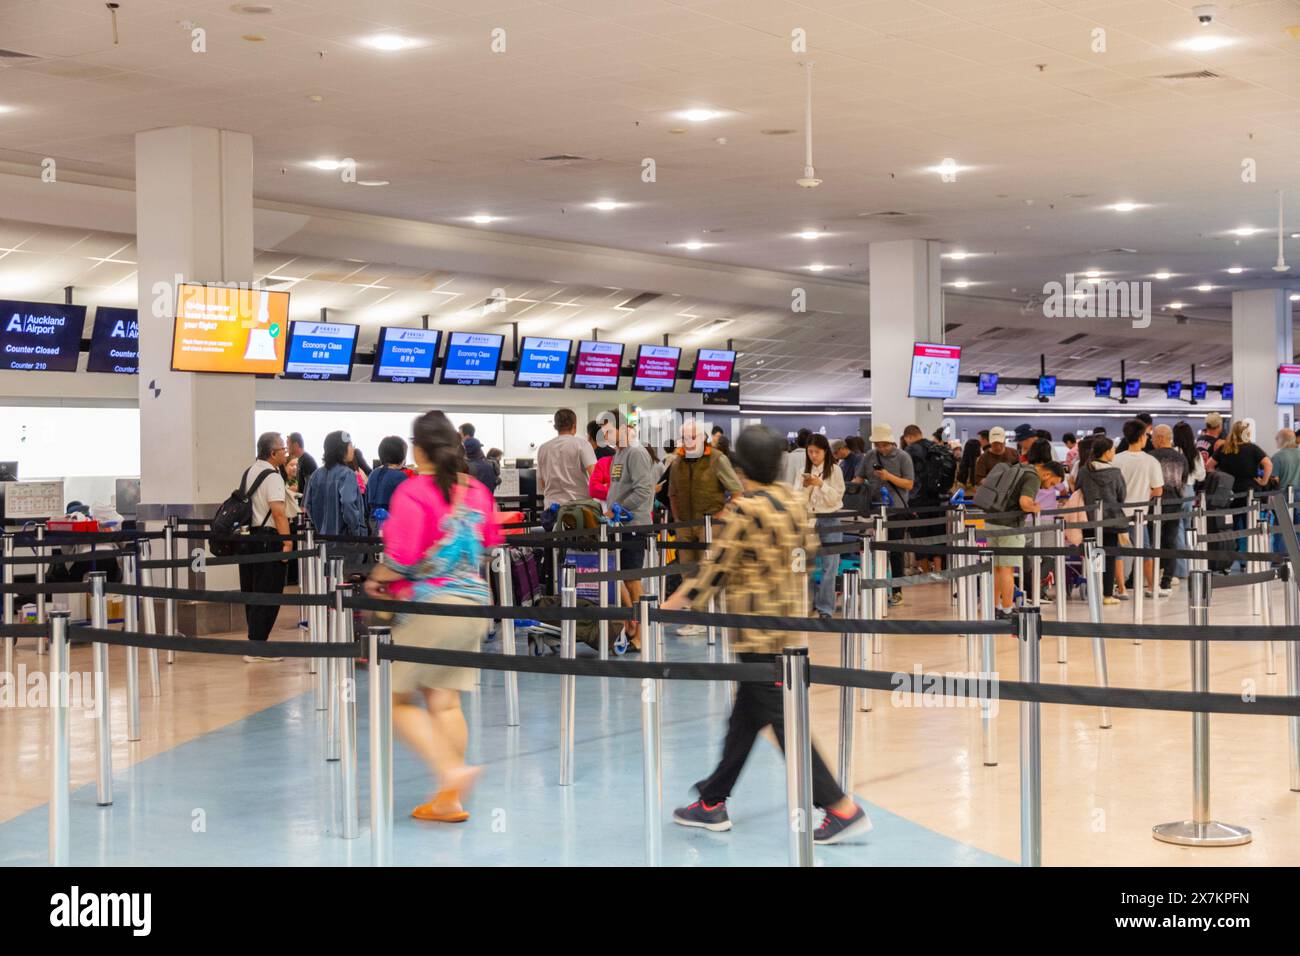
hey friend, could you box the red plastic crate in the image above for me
[46,519,101,533]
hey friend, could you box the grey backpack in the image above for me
[972,462,1033,514]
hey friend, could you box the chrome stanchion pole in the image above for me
[1285,566,1300,792]
[1083,541,1113,729]
[3,534,13,686]
[48,611,71,866]
[965,525,979,673]
[336,582,359,839]
[368,626,393,866]
[782,646,814,867]
[315,545,329,712]
[874,510,888,631]
[559,565,577,786]
[34,524,48,654]
[1131,508,1145,637]
[645,535,659,602]
[597,525,609,660]
[1153,571,1251,846]
[301,526,315,642]
[837,568,861,789]
[122,554,141,743]
[137,539,161,697]
[325,556,344,761]
[955,508,968,659]
[1247,490,1260,617]
[494,547,520,726]
[164,515,178,664]
[1054,518,1068,664]
[979,562,997,767]
[1030,518,1043,608]
[639,596,662,866]
[858,573,876,714]
[704,515,718,646]
[1018,606,1042,867]
[89,572,112,806]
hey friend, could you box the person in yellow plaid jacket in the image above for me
[662,424,872,845]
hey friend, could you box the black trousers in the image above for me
[238,553,286,642]
[886,521,905,594]
[695,652,845,809]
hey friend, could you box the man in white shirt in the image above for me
[1113,419,1164,595]
[240,432,292,662]
[536,408,597,511]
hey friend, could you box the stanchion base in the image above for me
[1152,820,1252,846]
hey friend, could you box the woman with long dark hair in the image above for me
[304,430,367,540]
[1170,422,1203,583]
[955,438,981,493]
[364,411,502,824]
[1077,436,1127,604]
[799,434,846,619]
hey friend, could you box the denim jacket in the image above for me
[304,464,367,536]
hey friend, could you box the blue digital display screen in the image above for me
[1166,380,1182,399]
[1037,375,1056,397]
[1124,378,1141,399]
[1095,378,1113,397]
[371,327,440,383]
[0,299,86,372]
[514,336,572,388]
[283,321,359,380]
[977,372,998,395]
[440,331,504,386]
[1192,382,1208,401]
[87,307,139,374]
[1222,383,1234,400]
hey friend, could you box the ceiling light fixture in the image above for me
[359,33,423,52]
[591,200,621,212]
[797,230,822,240]
[1181,35,1233,52]
[796,62,821,188]
[308,159,343,170]
[1197,283,1213,292]
[468,214,496,225]
[1108,202,1140,212]
[682,241,705,251]
[0,105,14,114]
[951,280,970,289]
[679,108,722,122]
[1227,267,1244,274]
[357,180,389,187]
[808,264,826,272]
[1168,301,1186,309]
[1232,227,1259,237]
[1085,269,1101,278]
[1154,271,1171,280]
[1291,294,1300,302]
[944,251,970,260]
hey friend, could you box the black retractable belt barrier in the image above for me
[345,592,635,622]
[1212,568,1279,589]
[1200,526,1267,543]
[0,581,93,594]
[136,547,319,569]
[580,563,701,583]
[66,624,359,659]
[0,623,48,638]
[105,581,332,607]
[1039,620,1300,642]
[0,549,134,567]
[650,606,1011,635]
[863,560,992,590]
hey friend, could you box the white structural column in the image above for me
[1230,289,1293,436]
[868,240,946,437]
[134,127,257,512]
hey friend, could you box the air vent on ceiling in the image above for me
[1069,346,1104,360]
[1059,332,1088,345]
[1154,69,1221,82]
[0,48,39,60]
[615,292,662,311]
[856,210,932,226]
[1090,247,1138,255]
[525,154,595,166]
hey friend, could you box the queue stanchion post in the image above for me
[137,539,161,697]
[837,568,861,789]
[645,537,664,659]
[955,508,968,657]
[948,509,959,608]
[1153,571,1252,846]
[639,596,662,866]
[336,582,359,839]
[1247,490,1259,617]
[781,646,814,867]
[857,572,876,713]
[1018,606,1043,867]
[1131,508,1145,636]
[315,544,329,712]
[1082,541,1113,729]
[559,565,577,786]
[48,610,71,866]
[368,626,393,866]
[874,509,887,628]
[122,553,141,743]
[326,555,345,760]
[493,547,520,726]
[597,524,609,660]
[1284,565,1300,792]
[1258,498,1276,673]
[965,526,979,673]
[1150,508,1163,608]
[1194,497,1209,574]
[35,524,47,654]
[3,533,13,686]
[1053,517,1068,664]
[704,515,718,647]
[300,525,315,639]
[1030,517,1042,608]
[164,515,178,664]
[979,561,997,767]
[90,571,113,806]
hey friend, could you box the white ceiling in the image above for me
[1,0,1300,402]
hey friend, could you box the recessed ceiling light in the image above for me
[1197,283,1213,292]
[1108,202,1141,213]
[357,180,389,187]
[308,159,343,170]
[468,214,496,225]
[591,200,620,211]
[1232,227,1259,237]
[231,3,275,13]
[1291,294,1300,302]
[0,105,14,114]
[944,251,970,260]
[807,264,826,272]
[1227,267,1244,274]
[797,230,822,240]
[359,33,423,52]
[241,34,266,42]
[1085,270,1101,278]
[927,158,967,178]
[1181,35,1234,53]
[1168,301,1185,309]
[761,128,797,136]
[682,241,705,251]
[951,280,970,289]
[307,94,324,103]
[679,108,723,122]
[1154,271,1171,280]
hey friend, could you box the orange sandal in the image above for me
[411,791,469,823]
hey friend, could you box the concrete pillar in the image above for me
[1230,288,1293,437]
[868,240,945,438]
[134,127,257,513]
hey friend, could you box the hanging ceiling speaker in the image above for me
[796,61,821,188]
[1273,189,1290,273]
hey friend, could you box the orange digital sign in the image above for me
[170,283,290,374]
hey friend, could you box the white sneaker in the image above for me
[1146,587,1172,598]
[1170,578,1182,588]
[676,624,707,637]
[243,655,284,663]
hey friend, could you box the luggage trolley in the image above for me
[524,506,627,656]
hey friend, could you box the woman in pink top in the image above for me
[588,453,612,500]
[365,411,502,824]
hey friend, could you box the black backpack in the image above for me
[210,466,275,557]
[1203,469,1234,509]
[915,440,957,503]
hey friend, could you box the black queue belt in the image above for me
[0,549,135,567]
[874,514,953,529]
[1200,526,1267,543]
[11,530,163,547]
[1108,546,1284,563]
[650,607,1011,635]
[380,643,772,683]
[1040,619,1300,642]
[137,547,319,569]
[0,623,50,638]
[321,543,385,557]
[67,625,358,660]
[1210,568,1280,589]
[346,593,635,623]
[863,561,993,591]
[0,581,96,595]
[819,539,873,555]
[809,664,1300,718]
[316,533,384,544]
[578,563,701,583]
[104,582,332,607]
[614,519,707,534]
